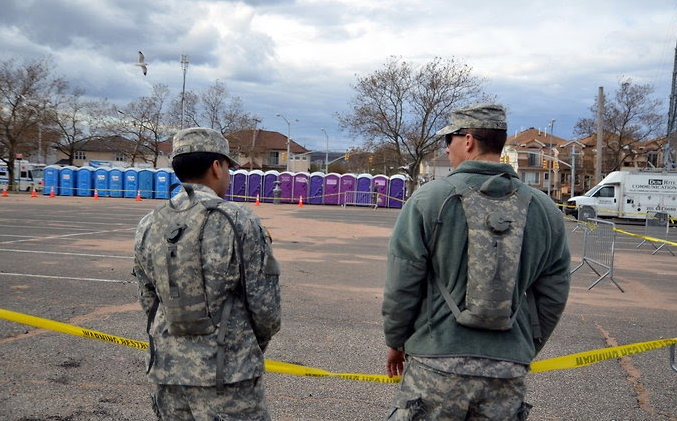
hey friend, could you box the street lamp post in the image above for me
[180,54,189,130]
[321,128,329,173]
[547,119,556,198]
[250,118,260,171]
[277,113,298,172]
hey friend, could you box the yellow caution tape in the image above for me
[613,228,677,247]
[1,308,675,382]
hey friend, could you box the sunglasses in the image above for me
[444,131,470,146]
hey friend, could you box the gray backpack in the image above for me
[430,173,533,331]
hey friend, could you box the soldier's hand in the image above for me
[385,347,405,378]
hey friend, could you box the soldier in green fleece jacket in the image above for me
[382,103,570,421]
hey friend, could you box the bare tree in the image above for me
[200,80,257,135]
[574,77,665,172]
[0,57,64,190]
[337,56,488,193]
[168,89,199,129]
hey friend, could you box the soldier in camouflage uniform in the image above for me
[134,127,281,420]
[382,104,570,420]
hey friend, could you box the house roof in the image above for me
[506,128,569,149]
[227,129,309,154]
[70,136,172,155]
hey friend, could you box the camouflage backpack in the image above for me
[430,173,532,331]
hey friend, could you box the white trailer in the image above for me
[565,170,677,221]
[0,161,45,192]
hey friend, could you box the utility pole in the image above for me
[321,128,329,173]
[547,119,555,198]
[665,35,677,169]
[180,54,189,130]
[595,86,604,183]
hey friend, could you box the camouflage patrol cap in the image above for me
[436,103,507,136]
[171,127,240,166]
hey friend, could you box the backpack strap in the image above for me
[202,199,249,390]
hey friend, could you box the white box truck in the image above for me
[0,160,45,192]
[565,170,677,221]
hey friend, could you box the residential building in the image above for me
[52,136,171,168]
[227,129,310,172]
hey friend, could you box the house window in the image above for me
[74,151,86,160]
[269,151,280,165]
[647,151,659,168]
[527,149,539,167]
[114,153,126,162]
[522,172,540,185]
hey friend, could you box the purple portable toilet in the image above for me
[356,173,373,206]
[278,171,294,203]
[247,170,264,202]
[372,175,389,208]
[323,173,340,205]
[308,172,325,205]
[263,170,279,203]
[230,169,248,202]
[293,172,309,204]
[109,168,123,197]
[338,173,356,205]
[388,174,407,208]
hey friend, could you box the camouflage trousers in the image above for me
[151,378,271,421]
[386,358,529,421]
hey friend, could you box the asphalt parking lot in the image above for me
[0,193,676,421]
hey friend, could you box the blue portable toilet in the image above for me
[123,168,139,198]
[247,170,264,202]
[338,173,356,205]
[308,172,325,205]
[388,174,407,208]
[43,165,60,196]
[170,171,181,198]
[373,174,389,208]
[94,167,110,197]
[138,168,155,199]
[75,166,95,196]
[109,168,123,197]
[292,172,309,204]
[231,169,248,202]
[58,166,77,196]
[278,172,294,203]
[262,170,279,203]
[356,173,373,206]
[154,168,171,199]
[323,173,340,206]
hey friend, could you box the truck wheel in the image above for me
[579,206,595,221]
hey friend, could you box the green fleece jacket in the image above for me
[382,161,570,365]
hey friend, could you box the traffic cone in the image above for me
[30,186,38,198]
[93,189,99,200]
[135,190,142,201]
[255,194,260,206]
[1,186,8,197]
[49,187,55,197]
[298,195,304,208]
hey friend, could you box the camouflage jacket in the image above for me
[382,161,570,365]
[134,183,281,386]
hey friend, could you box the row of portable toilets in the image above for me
[41,165,407,208]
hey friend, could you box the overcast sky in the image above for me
[2,0,677,152]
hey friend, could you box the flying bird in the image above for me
[135,51,147,76]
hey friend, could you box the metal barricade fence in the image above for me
[570,218,624,292]
[636,211,674,256]
[343,191,378,208]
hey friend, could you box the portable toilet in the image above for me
[388,174,407,208]
[247,170,264,202]
[138,168,155,199]
[338,173,356,205]
[42,165,60,196]
[292,172,309,204]
[123,168,139,198]
[278,171,294,203]
[154,168,171,199]
[262,170,279,203]
[58,166,77,196]
[308,172,325,205]
[94,167,110,197]
[356,173,374,206]
[75,166,94,196]
[231,169,248,202]
[372,174,389,208]
[109,168,124,197]
[323,173,340,206]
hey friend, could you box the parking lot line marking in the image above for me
[0,227,135,245]
[0,272,128,284]
[0,248,132,259]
